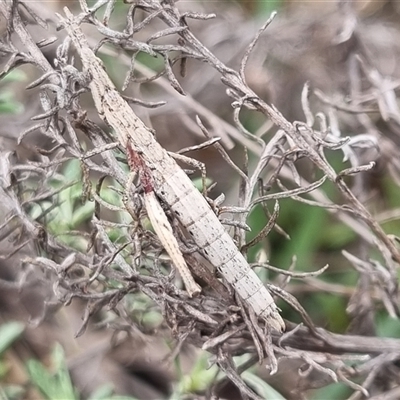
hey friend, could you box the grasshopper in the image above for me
[59,8,285,332]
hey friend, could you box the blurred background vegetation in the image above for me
[1,0,400,399]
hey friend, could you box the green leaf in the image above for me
[62,159,82,182]
[0,71,26,115]
[191,177,213,192]
[254,0,283,16]
[51,344,77,399]
[88,382,139,400]
[26,359,56,398]
[172,352,219,397]
[0,322,25,355]
[1,70,26,83]
[26,343,78,400]
[0,384,25,400]
[376,313,400,338]
[100,184,122,207]
[107,397,139,400]
[242,371,287,400]
[0,97,24,114]
[0,360,9,378]
[88,384,115,400]
[71,202,95,227]
[311,382,351,399]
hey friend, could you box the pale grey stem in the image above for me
[144,191,201,297]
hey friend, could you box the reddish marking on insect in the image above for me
[126,141,153,194]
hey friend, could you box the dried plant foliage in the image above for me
[1,0,400,399]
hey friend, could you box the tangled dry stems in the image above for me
[1,0,400,398]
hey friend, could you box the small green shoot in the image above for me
[0,321,25,399]
[0,322,25,356]
[242,370,287,400]
[26,343,78,400]
[0,70,26,114]
[88,383,139,400]
[170,352,219,399]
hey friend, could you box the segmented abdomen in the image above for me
[154,167,285,331]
